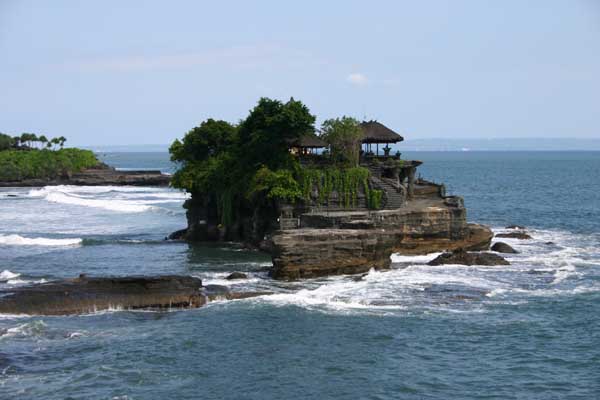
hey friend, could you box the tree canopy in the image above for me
[320,116,363,167]
[0,133,13,151]
[169,97,382,225]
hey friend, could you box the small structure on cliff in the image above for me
[170,98,493,280]
[360,120,404,155]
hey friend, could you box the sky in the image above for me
[1,0,599,146]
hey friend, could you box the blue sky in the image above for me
[1,0,599,145]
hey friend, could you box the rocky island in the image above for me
[0,97,505,316]
[170,98,494,280]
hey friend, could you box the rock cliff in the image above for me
[180,168,493,281]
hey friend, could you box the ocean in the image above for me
[1,151,599,399]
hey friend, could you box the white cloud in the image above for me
[347,72,368,86]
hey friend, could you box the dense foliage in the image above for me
[170,97,382,225]
[0,148,98,181]
[299,167,382,209]
[320,117,363,167]
[0,133,12,151]
[170,97,316,224]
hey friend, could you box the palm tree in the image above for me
[20,133,31,148]
[30,133,39,149]
[58,136,66,149]
[51,137,60,150]
[39,135,48,150]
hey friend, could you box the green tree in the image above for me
[0,133,13,151]
[320,116,363,167]
[50,137,60,150]
[237,97,316,171]
[170,119,236,164]
[38,135,48,149]
[20,133,31,148]
[58,136,66,149]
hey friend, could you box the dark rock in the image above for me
[0,275,205,315]
[506,225,526,230]
[545,241,555,245]
[352,273,369,282]
[491,242,519,254]
[427,249,510,266]
[495,232,533,240]
[0,276,272,315]
[225,272,248,280]
[271,228,397,280]
[0,165,171,187]
[201,284,271,301]
[167,228,187,240]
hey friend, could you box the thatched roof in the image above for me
[360,121,404,144]
[287,133,327,148]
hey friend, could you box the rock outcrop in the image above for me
[491,242,519,253]
[271,228,397,280]
[226,272,248,280]
[495,232,533,240]
[0,163,171,187]
[270,196,494,280]
[428,249,510,266]
[180,166,495,280]
[0,275,268,315]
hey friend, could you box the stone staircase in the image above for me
[279,217,300,230]
[370,176,405,209]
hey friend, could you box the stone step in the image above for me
[279,218,299,230]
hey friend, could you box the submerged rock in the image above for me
[495,232,533,240]
[0,275,270,316]
[427,249,510,266]
[167,228,188,240]
[506,225,526,230]
[491,242,519,254]
[225,272,248,280]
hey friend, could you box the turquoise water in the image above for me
[1,151,599,399]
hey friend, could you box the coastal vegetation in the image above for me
[0,132,98,181]
[169,97,382,226]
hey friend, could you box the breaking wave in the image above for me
[251,227,600,315]
[0,270,20,281]
[26,185,188,213]
[0,234,82,246]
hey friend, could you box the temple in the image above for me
[181,119,493,280]
[269,121,491,279]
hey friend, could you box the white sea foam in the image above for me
[0,234,82,246]
[1,321,47,338]
[0,270,20,281]
[44,191,153,212]
[26,185,188,213]
[391,252,442,264]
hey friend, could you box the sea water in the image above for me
[0,151,598,399]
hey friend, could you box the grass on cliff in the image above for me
[0,148,99,181]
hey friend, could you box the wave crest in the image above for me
[0,234,82,246]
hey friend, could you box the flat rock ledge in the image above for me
[0,275,268,316]
[0,166,171,187]
[271,223,494,280]
[271,228,397,280]
[428,249,510,266]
